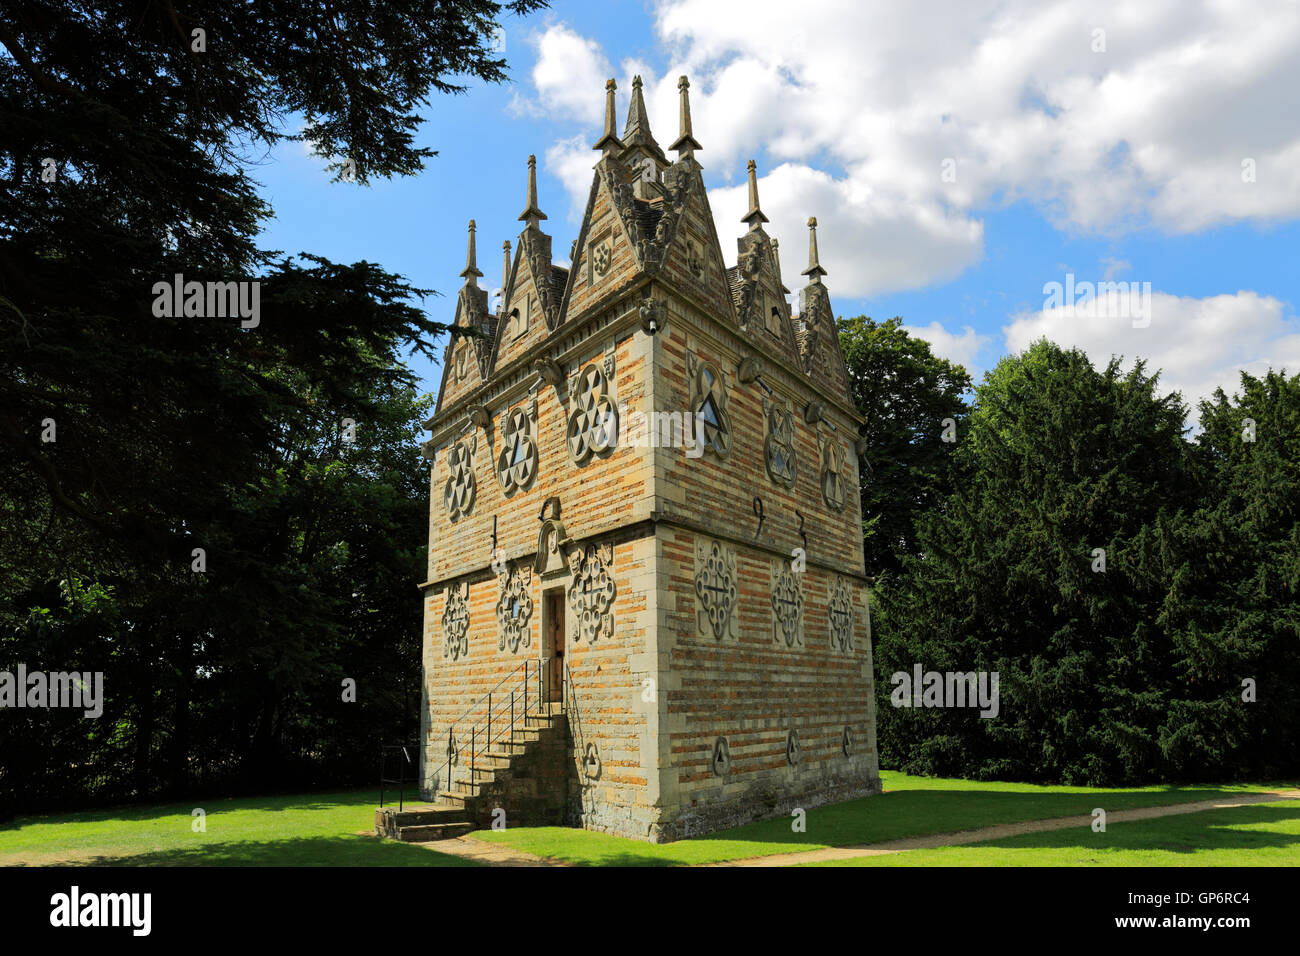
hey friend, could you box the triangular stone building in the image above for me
[408,76,880,843]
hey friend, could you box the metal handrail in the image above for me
[430,657,565,795]
[378,742,420,811]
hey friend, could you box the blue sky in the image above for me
[253,0,1300,417]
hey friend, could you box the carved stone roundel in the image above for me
[443,439,476,519]
[567,364,618,463]
[497,406,537,495]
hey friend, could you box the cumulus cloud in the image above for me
[1003,289,1300,416]
[518,3,1300,298]
[901,321,991,373]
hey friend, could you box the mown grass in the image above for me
[469,771,1289,866]
[807,800,1300,866]
[0,790,475,867]
[2,772,1291,867]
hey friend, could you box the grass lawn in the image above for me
[0,790,476,867]
[807,800,1300,866]
[2,772,1292,867]
[469,771,1292,866]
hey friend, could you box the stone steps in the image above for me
[377,709,569,841]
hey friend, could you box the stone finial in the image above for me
[501,240,512,297]
[801,215,827,282]
[771,237,791,294]
[623,75,661,152]
[593,78,625,156]
[741,159,769,229]
[669,75,703,159]
[460,219,483,285]
[517,154,548,229]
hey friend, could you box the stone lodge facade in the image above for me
[416,75,880,842]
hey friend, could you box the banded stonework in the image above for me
[419,75,879,843]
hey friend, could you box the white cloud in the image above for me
[902,321,991,373]
[1003,289,1300,416]
[518,4,1300,297]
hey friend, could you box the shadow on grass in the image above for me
[0,791,382,833]
[17,834,479,867]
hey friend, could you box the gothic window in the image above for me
[828,576,855,653]
[694,537,738,640]
[763,398,797,488]
[569,542,615,644]
[442,582,470,660]
[496,405,538,495]
[443,436,477,519]
[688,356,731,457]
[820,435,847,510]
[771,559,804,648]
[566,363,619,463]
[495,564,534,654]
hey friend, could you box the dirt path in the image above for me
[419,835,569,866]
[703,788,1300,867]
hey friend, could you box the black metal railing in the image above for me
[378,742,420,810]
[428,656,565,796]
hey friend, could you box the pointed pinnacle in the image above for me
[741,159,769,229]
[669,75,702,158]
[771,237,791,293]
[517,154,547,228]
[460,219,483,284]
[501,240,512,291]
[593,78,625,155]
[802,216,827,282]
[623,74,662,154]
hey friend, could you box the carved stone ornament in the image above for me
[566,363,619,463]
[569,542,615,644]
[442,581,470,660]
[711,736,731,777]
[842,726,854,757]
[583,742,602,779]
[694,537,738,640]
[496,405,538,495]
[762,398,797,488]
[828,575,855,653]
[592,237,612,277]
[689,357,732,456]
[495,563,534,654]
[771,559,804,648]
[443,435,477,519]
[820,434,847,511]
[639,297,667,335]
[786,729,802,766]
